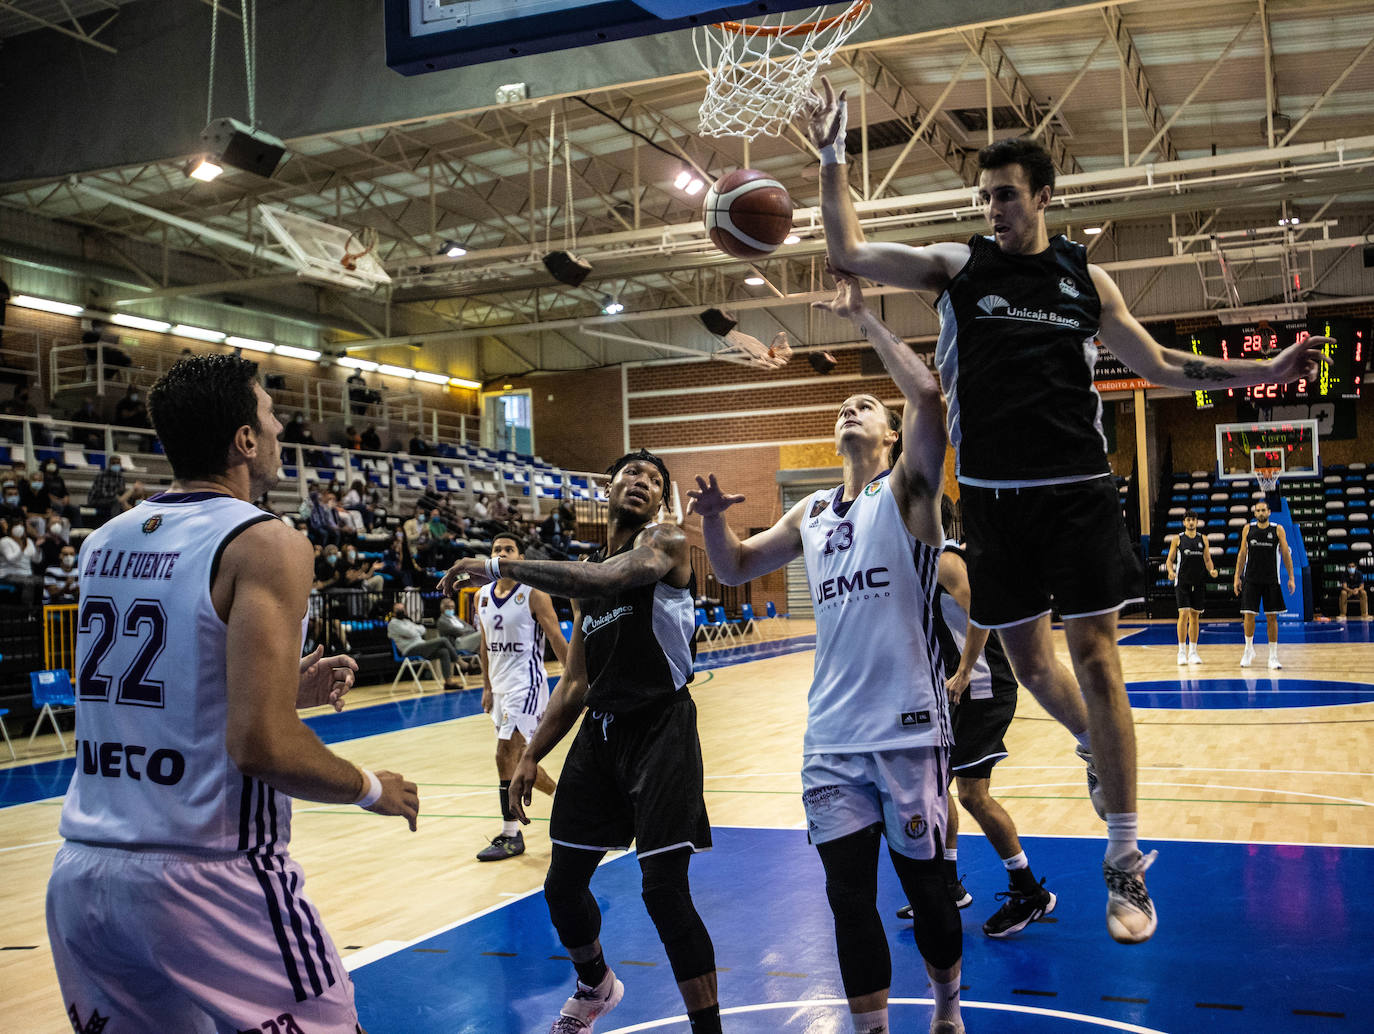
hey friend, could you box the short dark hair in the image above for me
[147,354,261,481]
[1184,510,1198,520]
[977,136,1056,196]
[490,531,522,553]
[885,404,903,468]
[606,448,671,496]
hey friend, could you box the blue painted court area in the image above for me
[352,826,1370,1034]
[1127,678,1374,709]
[1119,620,1374,647]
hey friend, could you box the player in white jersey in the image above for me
[46,354,419,1034]
[690,273,964,1034]
[474,531,569,861]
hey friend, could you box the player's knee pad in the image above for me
[641,858,714,982]
[817,828,889,998]
[890,851,962,970]
[544,848,602,947]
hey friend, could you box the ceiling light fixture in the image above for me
[11,295,85,316]
[439,240,467,258]
[336,356,380,371]
[225,335,275,353]
[273,345,322,361]
[186,158,223,182]
[601,297,625,316]
[377,363,416,379]
[449,376,482,390]
[172,323,227,343]
[413,371,450,384]
[783,234,801,245]
[674,169,706,194]
[744,276,766,286]
[1083,226,1103,235]
[109,313,172,332]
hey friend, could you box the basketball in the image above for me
[703,169,794,259]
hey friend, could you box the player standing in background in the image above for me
[441,450,721,1034]
[1234,499,1295,668]
[800,76,1331,943]
[46,354,418,1033]
[1166,511,1218,665]
[690,273,964,1034]
[473,531,569,861]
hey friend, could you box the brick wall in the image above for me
[502,366,624,474]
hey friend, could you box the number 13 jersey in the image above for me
[800,472,951,755]
[58,492,287,855]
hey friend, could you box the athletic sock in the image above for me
[1105,812,1140,868]
[851,1007,889,1033]
[687,1004,723,1034]
[1008,866,1039,894]
[1002,851,1029,871]
[1245,635,1254,648]
[498,779,515,824]
[502,820,519,837]
[931,975,962,1022]
[572,951,608,992]
[943,847,958,863]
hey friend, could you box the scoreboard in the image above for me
[1187,316,1366,409]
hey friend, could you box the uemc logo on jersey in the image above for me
[814,566,891,606]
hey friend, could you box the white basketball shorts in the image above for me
[801,746,950,860]
[490,687,544,741]
[47,841,359,1034]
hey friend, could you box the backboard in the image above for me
[385,0,853,74]
[259,206,391,292]
[1215,419,1319,482]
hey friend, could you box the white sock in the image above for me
[1269,641,1279,654]
[1074,729,1092,752]
[930,974,962,1021]
[851,1007,889,1033]
[1245,635,1254,648]
[1003,851,1029,871]
[1105,812,1139,868]
[502,820,519,837]
[943,847,958,863]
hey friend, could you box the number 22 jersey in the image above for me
[58,492,289,855]
[800,472,951,755]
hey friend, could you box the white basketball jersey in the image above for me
[58,492,291,855]
[801,472,951,755]
[476,582,548,713]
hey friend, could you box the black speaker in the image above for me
[808,351,838,375]
[542,250,592,286]
[1364,245,1374,268]
[200,117,285,179]
[698,308,738,337]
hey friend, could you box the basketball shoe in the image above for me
[476,831,525,861]
[895,875,971,920]
[1104,849,1158,944]
[1188,647,1202,664]
[550,970,624,1033]
[1075,745,1107,819]
[930,1020,965,1034]
[1176,646,1187,664]
[1240,644,1255,667]
[1268,648,1282,669]
[983,876,1056,938]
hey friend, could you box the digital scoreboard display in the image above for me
[1188,317,1366,409]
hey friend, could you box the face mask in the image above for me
[441,606,454,616]
[61,556,74,568]
[4,495,17,506]
[326,555,338,565]
[109,465,122,474]
[345,550,356,560]
[30,480,43,491]
[129,393,139,402]
[10,527,24,540]
[45,465,57,474]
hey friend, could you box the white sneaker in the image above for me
[550,970,625,1033]
[1240,646,1255,667]
[1268,653,1282,669]
[1176,647,1187,665]
[1104,849,1159,944]
[1188,649,1202,664]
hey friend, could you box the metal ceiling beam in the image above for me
[0,0,118,52]
[1277,34,1374,146]
[1101,5,1179,163]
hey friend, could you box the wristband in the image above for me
[485,557,502,581]
[353,768,382,809]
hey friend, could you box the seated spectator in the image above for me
[0,517,42,604]
[33,507,71,569]
[1341,562,1369,620]
[325,490,361,543]
[437,596,481,655]
[379,528,428,588]
[313,543,344,592]
[402,505,428,550]
[386,602,466,690]
[472,493,490,520]
[281,412,310,444]
[44,543,80,603]
[0,478,24,526]
[2,385,38,418]
[408,429,430,456]
[539,506,571,551]
[112,384,148,427]
[341,479,374,530]
[21,468,51,517]
[85,460,127,525]
[302,487,342,547]
[70,399,105,450]
[488,493,511,522]
[342,426,362,451]
[340,544,385,593]
[360,424,382,452]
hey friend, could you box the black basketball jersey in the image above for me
[1175,532,1210,585]
[1242,522,1281,584]
[935,234,1107,484]
[933,545,1017,702]
[580,526,696,714]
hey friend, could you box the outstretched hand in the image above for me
[797,75,848,156]
[1265,335,1334,384]
[812,266,866,323]
[438,557,492,597]
[687,474,746,518]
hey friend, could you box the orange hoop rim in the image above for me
[714,0,870,39]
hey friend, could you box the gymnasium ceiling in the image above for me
[3,0,1374,378]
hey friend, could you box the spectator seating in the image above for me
[0,706,14,761]
[390,639,444,694]
[28,668,76,754]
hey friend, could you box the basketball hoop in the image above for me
[341,226,378,272]
[1255,466,1281,494]
[694,1,873,140]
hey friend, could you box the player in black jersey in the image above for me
[440,450,720,1034]
[800,77,1332,945]
[1234,500,1295,669]
[1166,511,1218,665]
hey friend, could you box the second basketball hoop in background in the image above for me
[703,170,794,259]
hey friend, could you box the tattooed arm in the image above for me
[1089,266,1332,389]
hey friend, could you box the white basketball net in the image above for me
[694,1,872,140]
[1256,467,1281,494]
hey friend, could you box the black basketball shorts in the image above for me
[950,689,1016,780]
[961,476,1145,629]
[1241,581,1286,615]
[549,690,712,858]
[1175,582,1207,612]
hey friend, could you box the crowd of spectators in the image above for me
[0,462,78,604]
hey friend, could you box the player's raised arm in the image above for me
[812,272,946,547]
[689,475,806,585]
[1091,266,1333,389]
[799,76,967,292]
[222,520,418,829]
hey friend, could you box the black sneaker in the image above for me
[982,878,1056,938]
[476,831,525,861]
[895,875,971,921]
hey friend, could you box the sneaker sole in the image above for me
[983,891,1056,939]
[555,976,625,1032]
[476,842,525,861]
[952,891,973,909]
[1107,903,1158,944]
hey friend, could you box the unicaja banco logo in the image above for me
[977,295,1008,314]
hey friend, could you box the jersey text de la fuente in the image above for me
[82,548,182,581]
